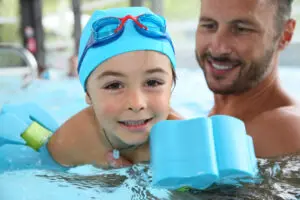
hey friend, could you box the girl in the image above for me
[48,7,182,169]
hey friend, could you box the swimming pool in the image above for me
[0,67,299,200]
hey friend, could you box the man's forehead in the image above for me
[200,0,276,22]
[200,0,274,14]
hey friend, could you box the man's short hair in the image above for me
[274,0,294,33]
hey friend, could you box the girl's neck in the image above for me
[101,128,150,162]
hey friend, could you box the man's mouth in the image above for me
[211,63,234,70]
[206,56,242,73]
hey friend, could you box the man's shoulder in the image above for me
[256,105,300,123]
[252,105,300,135]
[247,105,300,157]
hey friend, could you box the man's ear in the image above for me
[85,92,92,105]
[278,19,296,50]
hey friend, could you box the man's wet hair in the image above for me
[274,0,294,34]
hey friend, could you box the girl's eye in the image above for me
[104,82,124,90]
[145,79,164,87]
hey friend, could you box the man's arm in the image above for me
[246,106,300,158]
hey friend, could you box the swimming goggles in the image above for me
[77,13,175,73]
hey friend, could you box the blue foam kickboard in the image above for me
[150,115,258,190]
[0,113,28,146]
[0,103,64,172]
[1,102,59,132]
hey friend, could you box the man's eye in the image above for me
[104,82,123,90]
[234,26,253,33]
[146,79,164,87]
[200,23,217,30]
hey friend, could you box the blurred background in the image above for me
[0,0,299,77]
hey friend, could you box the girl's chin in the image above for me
[120,135,149,147]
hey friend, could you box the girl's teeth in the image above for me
[212,63,233,70]
[123,120,146,126]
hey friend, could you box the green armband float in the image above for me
[21,121,52,151]
[19,121,68,171]
[0,102,68,172]
[176,186,192,192]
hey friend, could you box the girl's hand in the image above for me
[106,151,132,168]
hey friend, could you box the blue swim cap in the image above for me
[78,7,176,90]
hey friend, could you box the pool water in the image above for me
[0,67,299,200]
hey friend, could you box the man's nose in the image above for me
[127,90,146,112]
[210,29,233,56]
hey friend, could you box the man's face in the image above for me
[195,0,280,94]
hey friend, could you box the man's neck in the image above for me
[209,66,288,121]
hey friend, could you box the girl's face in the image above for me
[86,51,174,147]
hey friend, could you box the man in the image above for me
[195,0,300,157]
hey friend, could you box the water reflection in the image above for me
[35,154,299,200]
